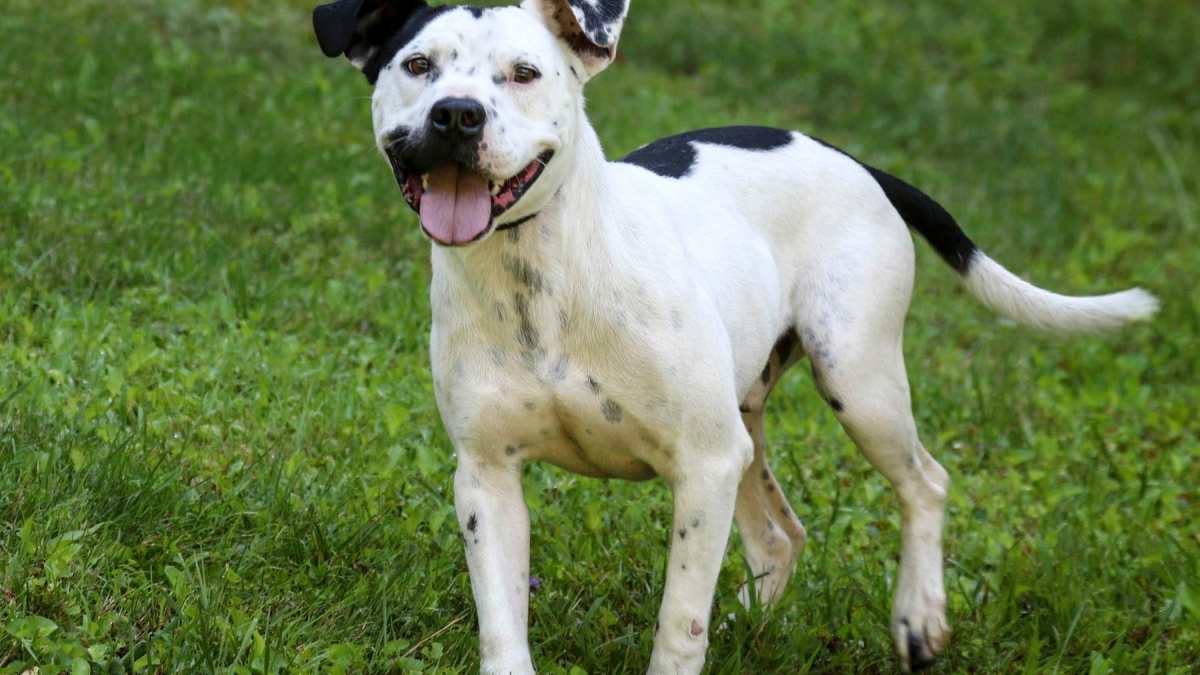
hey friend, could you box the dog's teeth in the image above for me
[421,175,428,190]
[490,183,502,196]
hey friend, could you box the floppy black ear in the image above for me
[522,0,630,78]
[313,0,427,70]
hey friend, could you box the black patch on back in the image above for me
[618,127,794,179]
[465,6,484,18]
[811,138,978,274]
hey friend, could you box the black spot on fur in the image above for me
[568,65,580,82]
[654,621,660,635]
[678,528,687,540]
[762,469,770,480]
[524,400,536,410]
[691,517,700,528]
[549,354,569,382]
[602,399,622,423]
[513,293,539,350]
[774,328,799,363]
[829,397,844,412]
[766,483,775,492]
[761,363,772,384]
[619,127,794,179]
[466,513,477,532]
[493,73,506,85]
[586,376,601,394]
[505,445,518,456]
[811,138,977,274]
[465,5,484,18]
[738,403,751,413]
[501,254,545,293]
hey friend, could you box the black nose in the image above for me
[429,97,486,139]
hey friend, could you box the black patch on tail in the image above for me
[813,138,978,274]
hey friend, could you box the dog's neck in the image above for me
[428,109,612,325]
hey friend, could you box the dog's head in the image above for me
[313,0,629,245]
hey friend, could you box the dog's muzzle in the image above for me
[384,141,554,246]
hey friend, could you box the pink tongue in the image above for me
[419,163,492,245]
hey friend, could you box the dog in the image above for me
[311,0,1158,671]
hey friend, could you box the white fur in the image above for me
[346,3,1158,673]
[964,254,1159,333]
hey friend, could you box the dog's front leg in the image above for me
[455,454,535,675]
[647,445,749,675]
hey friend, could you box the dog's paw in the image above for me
[891,592,948,672]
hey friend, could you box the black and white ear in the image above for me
[313,0,427,71]
[522,0,630,79]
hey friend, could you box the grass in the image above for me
[1,0,1197,672]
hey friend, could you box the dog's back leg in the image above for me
[815,336,949,672]
[733,331,808,607]
[796,225,950,671]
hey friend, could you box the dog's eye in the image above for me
[512,65,540,84]
[405,56,431,76]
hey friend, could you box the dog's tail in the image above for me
[867,166,1159,334]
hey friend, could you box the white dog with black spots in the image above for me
[311,0,1158,671]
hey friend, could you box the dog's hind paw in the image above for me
[893,614,948,672]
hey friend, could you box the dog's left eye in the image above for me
[512,65,540,84]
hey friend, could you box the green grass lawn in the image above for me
[1,0,1197,672]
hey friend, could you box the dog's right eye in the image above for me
[404,56,431,76]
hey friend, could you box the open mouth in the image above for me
[385,149,554,246]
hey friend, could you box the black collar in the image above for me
[495,212,539,231]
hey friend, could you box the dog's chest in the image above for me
[432,243,686,479]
